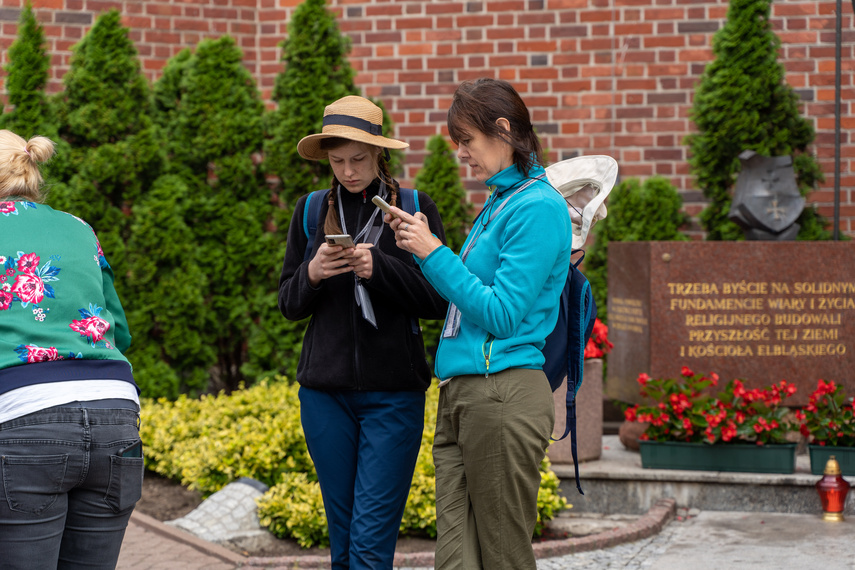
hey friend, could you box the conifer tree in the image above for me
[45,10,166,394]
[263,0,359,210]
[47,10,162,282]
[0,3,53,138]
[585,177,689,322]
[149,36,285,394]
[686,0,829,240]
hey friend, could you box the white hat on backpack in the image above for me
[545,155,619,249]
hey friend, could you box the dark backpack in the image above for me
[302,188,420,261]
[541,249,597,495]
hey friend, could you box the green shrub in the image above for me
[0,3,54,139]
[263,0,360,209]
[585,176,689,321]
[47,9,162,291]
[685,0,830,240]
[256,472,328,549]
[145,36,288,396]
[140,377,312,494]
[142,380,569,548]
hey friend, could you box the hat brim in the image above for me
[545,155,619,249]
[297,126,409,161]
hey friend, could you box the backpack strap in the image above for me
[399,188,420,334]
[303,189,329,262]
[399,187,419,215]
[553,249,596,495]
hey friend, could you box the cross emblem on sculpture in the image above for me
[766,197,786,221]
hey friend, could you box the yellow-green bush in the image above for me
[256,472,328,548]
[140,376,312,494]
[141,379,569,549]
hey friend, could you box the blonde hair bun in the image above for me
[0,130,56,201]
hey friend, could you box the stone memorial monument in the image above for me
[728,150,805,241]
[606,241,855,406]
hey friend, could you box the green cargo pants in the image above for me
[433,368,555,569]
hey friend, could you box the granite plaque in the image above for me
[606,241,855,406]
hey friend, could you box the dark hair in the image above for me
[447,78,543,176]
[318,137,400,235]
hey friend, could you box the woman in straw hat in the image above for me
[278,95,449,568]
[385,78,573,569]
[0,130,142,569]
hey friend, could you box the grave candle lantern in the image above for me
[816,455,851,521]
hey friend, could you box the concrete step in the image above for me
[551,435,855,517]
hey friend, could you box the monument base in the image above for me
[548,358,603,464]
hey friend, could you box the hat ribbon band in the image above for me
[323,114,383,136]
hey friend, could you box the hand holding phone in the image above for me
[325,234,355,248]
[371,195,395,217]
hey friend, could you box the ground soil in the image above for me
[136,471,571,557]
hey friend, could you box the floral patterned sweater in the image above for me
[0,200,136,396]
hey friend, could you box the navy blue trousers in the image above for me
[300,387,425,570]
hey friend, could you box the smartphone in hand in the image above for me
[371,195,394,217]
[325,234,355,248]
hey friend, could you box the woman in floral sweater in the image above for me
[0,130,142,570]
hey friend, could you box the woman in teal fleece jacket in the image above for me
[387,78,573,569]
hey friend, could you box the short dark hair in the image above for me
[447,78,543,176]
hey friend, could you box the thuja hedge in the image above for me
[140,378,568,549]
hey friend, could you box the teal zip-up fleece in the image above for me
[0,200,134,394]
[418,163,572,381]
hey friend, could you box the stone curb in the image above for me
[129,511,247,566]
[239,498,678,569]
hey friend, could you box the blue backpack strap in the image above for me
[399,188,420,334]
[553,249,596,495]
[399,187,419,215]
[303,190,329,262]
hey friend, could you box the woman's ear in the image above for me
[496,117,511,134]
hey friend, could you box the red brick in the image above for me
[457,42,494,54]
[394,17,432,29]
[488,54,527,67]
[456,14,493,27]
[365,4,403,17]
[203,8,239,19]
[517,40,557,51]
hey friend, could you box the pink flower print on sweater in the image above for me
[0,287,12,310]
[11,273,45,304]
[16,344,62,363]
[16,252,40,273]
[69,304,111,346]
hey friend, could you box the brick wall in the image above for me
[0,0,852,237]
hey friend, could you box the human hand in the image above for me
[307,242,355,286]
[349,243,375,279]
[386,208,441,260]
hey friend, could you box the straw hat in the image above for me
[297,96,409,161]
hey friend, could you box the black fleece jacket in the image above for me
[278,180,449,392]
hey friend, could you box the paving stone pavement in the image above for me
[118,511,243,570]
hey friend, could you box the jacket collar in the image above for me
[485,162,547,195]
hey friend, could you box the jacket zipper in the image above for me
[482,334,495,378]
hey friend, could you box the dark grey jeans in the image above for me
[0,399,143,570]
